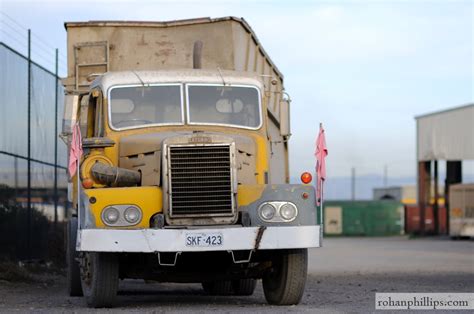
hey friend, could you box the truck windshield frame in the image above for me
[107,83,262,131]
[107,83,185,131]
[186,84,263,130]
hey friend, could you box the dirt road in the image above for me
[0,237,472,313]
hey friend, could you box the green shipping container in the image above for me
[322,201,404,236]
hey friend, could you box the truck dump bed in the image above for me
[64,17,284,123]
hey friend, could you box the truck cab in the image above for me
[63,17,321,308]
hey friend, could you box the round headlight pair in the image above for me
[258,202,298,222]
[102,205,142,226]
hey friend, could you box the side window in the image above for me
[94,92,104,137]
[84,90,103,138]
[86,94,97,138]
[79,94,90,136]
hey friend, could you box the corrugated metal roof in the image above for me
[416,103,474,161]
[415,103,474,119]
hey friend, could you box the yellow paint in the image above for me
[84,186,162,228]
[401,198,416,205]
[253,134,269,184]
[401,198,445,205]
[431,197,445,205]
[80,152,113,188]
[237,184,266,206]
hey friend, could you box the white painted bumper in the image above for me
[77,225,321,252]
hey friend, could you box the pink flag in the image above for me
[68,123,83,177]
[315,124,328,205]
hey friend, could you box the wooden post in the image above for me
[433,160,439,234]
[418,161,431,235]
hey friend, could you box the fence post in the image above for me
[54,48,59,227]
[27,29,32,259]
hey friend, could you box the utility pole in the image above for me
[54,48,59,227]
[351,167,355,201]
[384,164,388,187]
[27,29,32,259]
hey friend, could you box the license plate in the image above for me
[185,232,223,247]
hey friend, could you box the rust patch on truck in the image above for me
[254,226,267,250]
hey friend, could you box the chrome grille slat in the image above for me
[169,145,233,217]
[172,158,229,161]
[170,199,229,208]
[173,190,231,194]
[170,169,231,173]
[171,185,232,189]
[172,167,230,169]
[171,179,230,183]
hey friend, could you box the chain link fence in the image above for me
[0,38,69,263]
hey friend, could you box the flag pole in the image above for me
[76,128,81,240]
[319,122,324,247]
[77,158,80,229]
[320,178,324,247]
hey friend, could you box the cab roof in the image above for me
[90,69,265,94]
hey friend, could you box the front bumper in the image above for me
[77,225,321,252]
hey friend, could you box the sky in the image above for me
[1,0,473,184]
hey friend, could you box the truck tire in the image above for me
[80,252,119,308]
[66,217,83,296]
[202,281,233,295]
[232,279,257,296]
[262,249,308,305]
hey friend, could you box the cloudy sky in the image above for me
[1,0,473,182]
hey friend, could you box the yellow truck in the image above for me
[62,17,321,308]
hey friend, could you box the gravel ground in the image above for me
[0,236,472,313]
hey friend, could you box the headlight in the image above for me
[259,203,276,221]
[102,207,119,225]
[280,203,298,221]
[257,201,299,222]
[101,205,142,226]
[124,206,142,224]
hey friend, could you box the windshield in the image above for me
[187,85,261,129]
[109,85,183,129]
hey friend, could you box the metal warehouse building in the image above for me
[415,103,474,235]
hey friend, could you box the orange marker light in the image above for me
[301,172,312,184]
[82,178,94,189]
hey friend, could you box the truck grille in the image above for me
[168,145,234,217]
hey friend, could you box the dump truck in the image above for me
[62,17,322,308]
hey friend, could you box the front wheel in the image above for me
[80,252,119,308]
[262,249,308,305]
